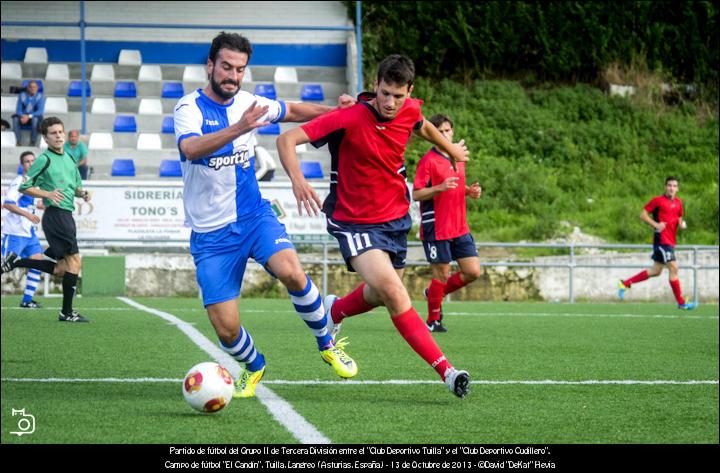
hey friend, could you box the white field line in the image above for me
[3,377,717,386]
[1,305,717,320]
[116,297,330,445]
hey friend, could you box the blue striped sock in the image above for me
[218,326,265,372]
[288,274,333,350]
[22,269,41,303]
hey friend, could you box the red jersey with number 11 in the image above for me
[301,93,424,224]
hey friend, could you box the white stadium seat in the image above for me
[243,67,253,82]
[44,97,69,114]
[138,98,163,115]
[137,133,162,150]
[45,64,70,81]
[138,65,162,82]
[39,138,48,150]
[274,67,298,83]
[1,131,17,148]
[88,132,114,150]
[118,49,142,66]
[182,65,206,83]
[91,98,116,114]
[1,63,22,80]
[2,96,17,113]
[24,47,48,64]
[295,143,308,153]
[91,64,115,81]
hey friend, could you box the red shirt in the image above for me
[644,195,683,246]
[413,147,469,241]
[301,93,424,224]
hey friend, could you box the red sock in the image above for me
[669,279,685,305]
[331,283,375,323]
[427,279,445,323]
[392,307,453,380]
[623,270,649,288]
[443,272,468,296]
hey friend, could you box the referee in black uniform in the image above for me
[1,117,91,322]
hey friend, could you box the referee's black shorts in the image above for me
[42,206,79,260]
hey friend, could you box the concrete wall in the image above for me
[3,250,716,303]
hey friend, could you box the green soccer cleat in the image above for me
[233,366,265,398]
[617,280,629,301]
[320,339,357,379]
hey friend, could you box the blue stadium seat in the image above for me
[159,159,182,177]
[113,115,137,133]
[114,82,137,98]
[254,84,277,100]
[301,84,324,101]
[300,161,323,179]
[258,123,280,135]
[22,79,44,93]
[17,164,23,175]
[111,159,136,177]
[161,116,174,134]
[68,81,91,97]
[161,82,184,99]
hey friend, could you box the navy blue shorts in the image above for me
[422,233,478,264]
[651,244,676,264]
[327,214,412,272]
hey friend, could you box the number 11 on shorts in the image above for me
[353,232,372,250]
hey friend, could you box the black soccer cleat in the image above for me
[427,320,448,333]
[1,251,21,274]
[58,310,91,323]
[20,300,42,309]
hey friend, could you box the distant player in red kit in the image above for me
[276,55,472,398]
[413,114,482,332]
[618,176,697,310]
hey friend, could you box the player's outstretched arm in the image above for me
[276,127,322,216]
[2,202,40,224]
[414,119,468,170]
[282,95,355,122]
[412,177,460,201]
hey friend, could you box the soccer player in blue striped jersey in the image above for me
[174,32,357,398]
[2,151,44,308]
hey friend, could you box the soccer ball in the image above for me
[182,362,234,413]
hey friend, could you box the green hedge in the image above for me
[406,79,719,244]
[351,1,719,99]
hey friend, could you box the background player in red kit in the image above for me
[413,114,483,332]
[618,176,697,310]
[276,54,472,398]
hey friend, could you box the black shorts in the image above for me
[327,214,412,272]
[42,206,78,260]
[651,244,676,264]
[422,233,479,264]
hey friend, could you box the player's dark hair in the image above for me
[376,54,415,88]
[40,116,64,136]
[429,114,453,130]
[666,176,679,184]
[208,31,253,63]
[19,151,35,163]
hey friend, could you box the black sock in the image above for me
[62,272,78,315]
[16,258,56,275]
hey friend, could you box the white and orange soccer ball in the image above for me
[182,362,234,413]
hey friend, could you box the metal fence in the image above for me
[293,240,719,303]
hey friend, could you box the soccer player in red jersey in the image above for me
[276,55,472,398]
[413,114,483,332]
[618,176,697,310]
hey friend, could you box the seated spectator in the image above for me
[65,130,90,180]
[1,118,10,131]
[12,80,45,146]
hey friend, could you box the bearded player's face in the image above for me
[208,49,249,101]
